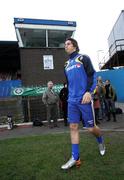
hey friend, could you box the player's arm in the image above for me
[80,55,97,103]
[83,55,97,93]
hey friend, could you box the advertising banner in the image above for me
[11,84,63,96]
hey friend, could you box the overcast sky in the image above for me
[0,0,123,70]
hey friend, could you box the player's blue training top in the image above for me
[64,51,97,103]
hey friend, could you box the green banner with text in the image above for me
[11,84,63,96]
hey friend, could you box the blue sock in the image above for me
[72,144,79,160]
[96,136,103,144]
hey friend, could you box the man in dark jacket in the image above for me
[59,83,68,126]
[104,79,117,122]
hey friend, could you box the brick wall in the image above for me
[20,48,68,86]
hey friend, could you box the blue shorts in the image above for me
[68,101,95,128]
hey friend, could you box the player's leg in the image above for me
[88,126,105,156]
[70,123,80,160]
[61,103,81,170]
[79,101,105,156]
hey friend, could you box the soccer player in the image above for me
[61,38,105,170]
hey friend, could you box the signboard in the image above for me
[11,84,63,96]
[43,55,54,70]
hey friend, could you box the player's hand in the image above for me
[81,92,92,104]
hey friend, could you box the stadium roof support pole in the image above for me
[46,30,48,47]
[15,28,23,47]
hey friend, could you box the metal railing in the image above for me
[99,39,124,69]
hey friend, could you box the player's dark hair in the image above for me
[66,38,80,52]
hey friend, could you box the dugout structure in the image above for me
[11,18,76,122]
[0,18,77,124]
[14,18,76,86]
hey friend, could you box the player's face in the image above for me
[65,40,76,54]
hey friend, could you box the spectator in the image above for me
[104,80,117,122]
[97,76,106,120]
[93,85,101,125]
[42,81,59,128]
[59,83,68,126]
